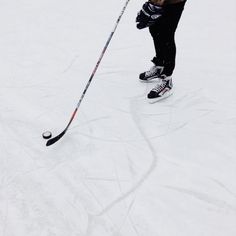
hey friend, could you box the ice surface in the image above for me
[0,0,236,236]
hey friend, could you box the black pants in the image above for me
[149,1,186,76]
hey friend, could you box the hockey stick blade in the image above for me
[46,130,66,146]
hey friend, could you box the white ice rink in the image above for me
[0,0,236,235]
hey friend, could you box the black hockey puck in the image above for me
[42,131,52,139]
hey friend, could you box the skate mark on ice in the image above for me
[82,180,117,224]
[117,197,139,236]
[74,89,217,144]
[97,68,125,77]
[111,154,138,235]
[76,121,186,144]
[85,177,129,183]
[61,54,80,74]
[94,98,171,219]
[210,178,236,199]
[162,185,236,213]
[71,115,110,130]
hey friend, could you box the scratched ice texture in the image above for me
[0,0,236,236]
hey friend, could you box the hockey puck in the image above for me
[42,131,52,139]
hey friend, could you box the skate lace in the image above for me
[152,79,167,93]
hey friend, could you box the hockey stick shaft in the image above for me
[46,0,131,146]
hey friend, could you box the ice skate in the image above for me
[139,65,164,82]
[147,75,173,103]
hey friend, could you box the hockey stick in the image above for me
[46,0,131,146]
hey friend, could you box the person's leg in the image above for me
[149,1,186,75]
[147,1,186,103]
[149,20,165,67]
[161,2,186,75]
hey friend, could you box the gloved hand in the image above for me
[136,1,163,29]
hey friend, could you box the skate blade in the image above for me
[147,90,173,104]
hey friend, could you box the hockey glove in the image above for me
[136,1,163,29]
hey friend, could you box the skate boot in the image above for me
[147,74,173,103]
[139,65,164,82]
